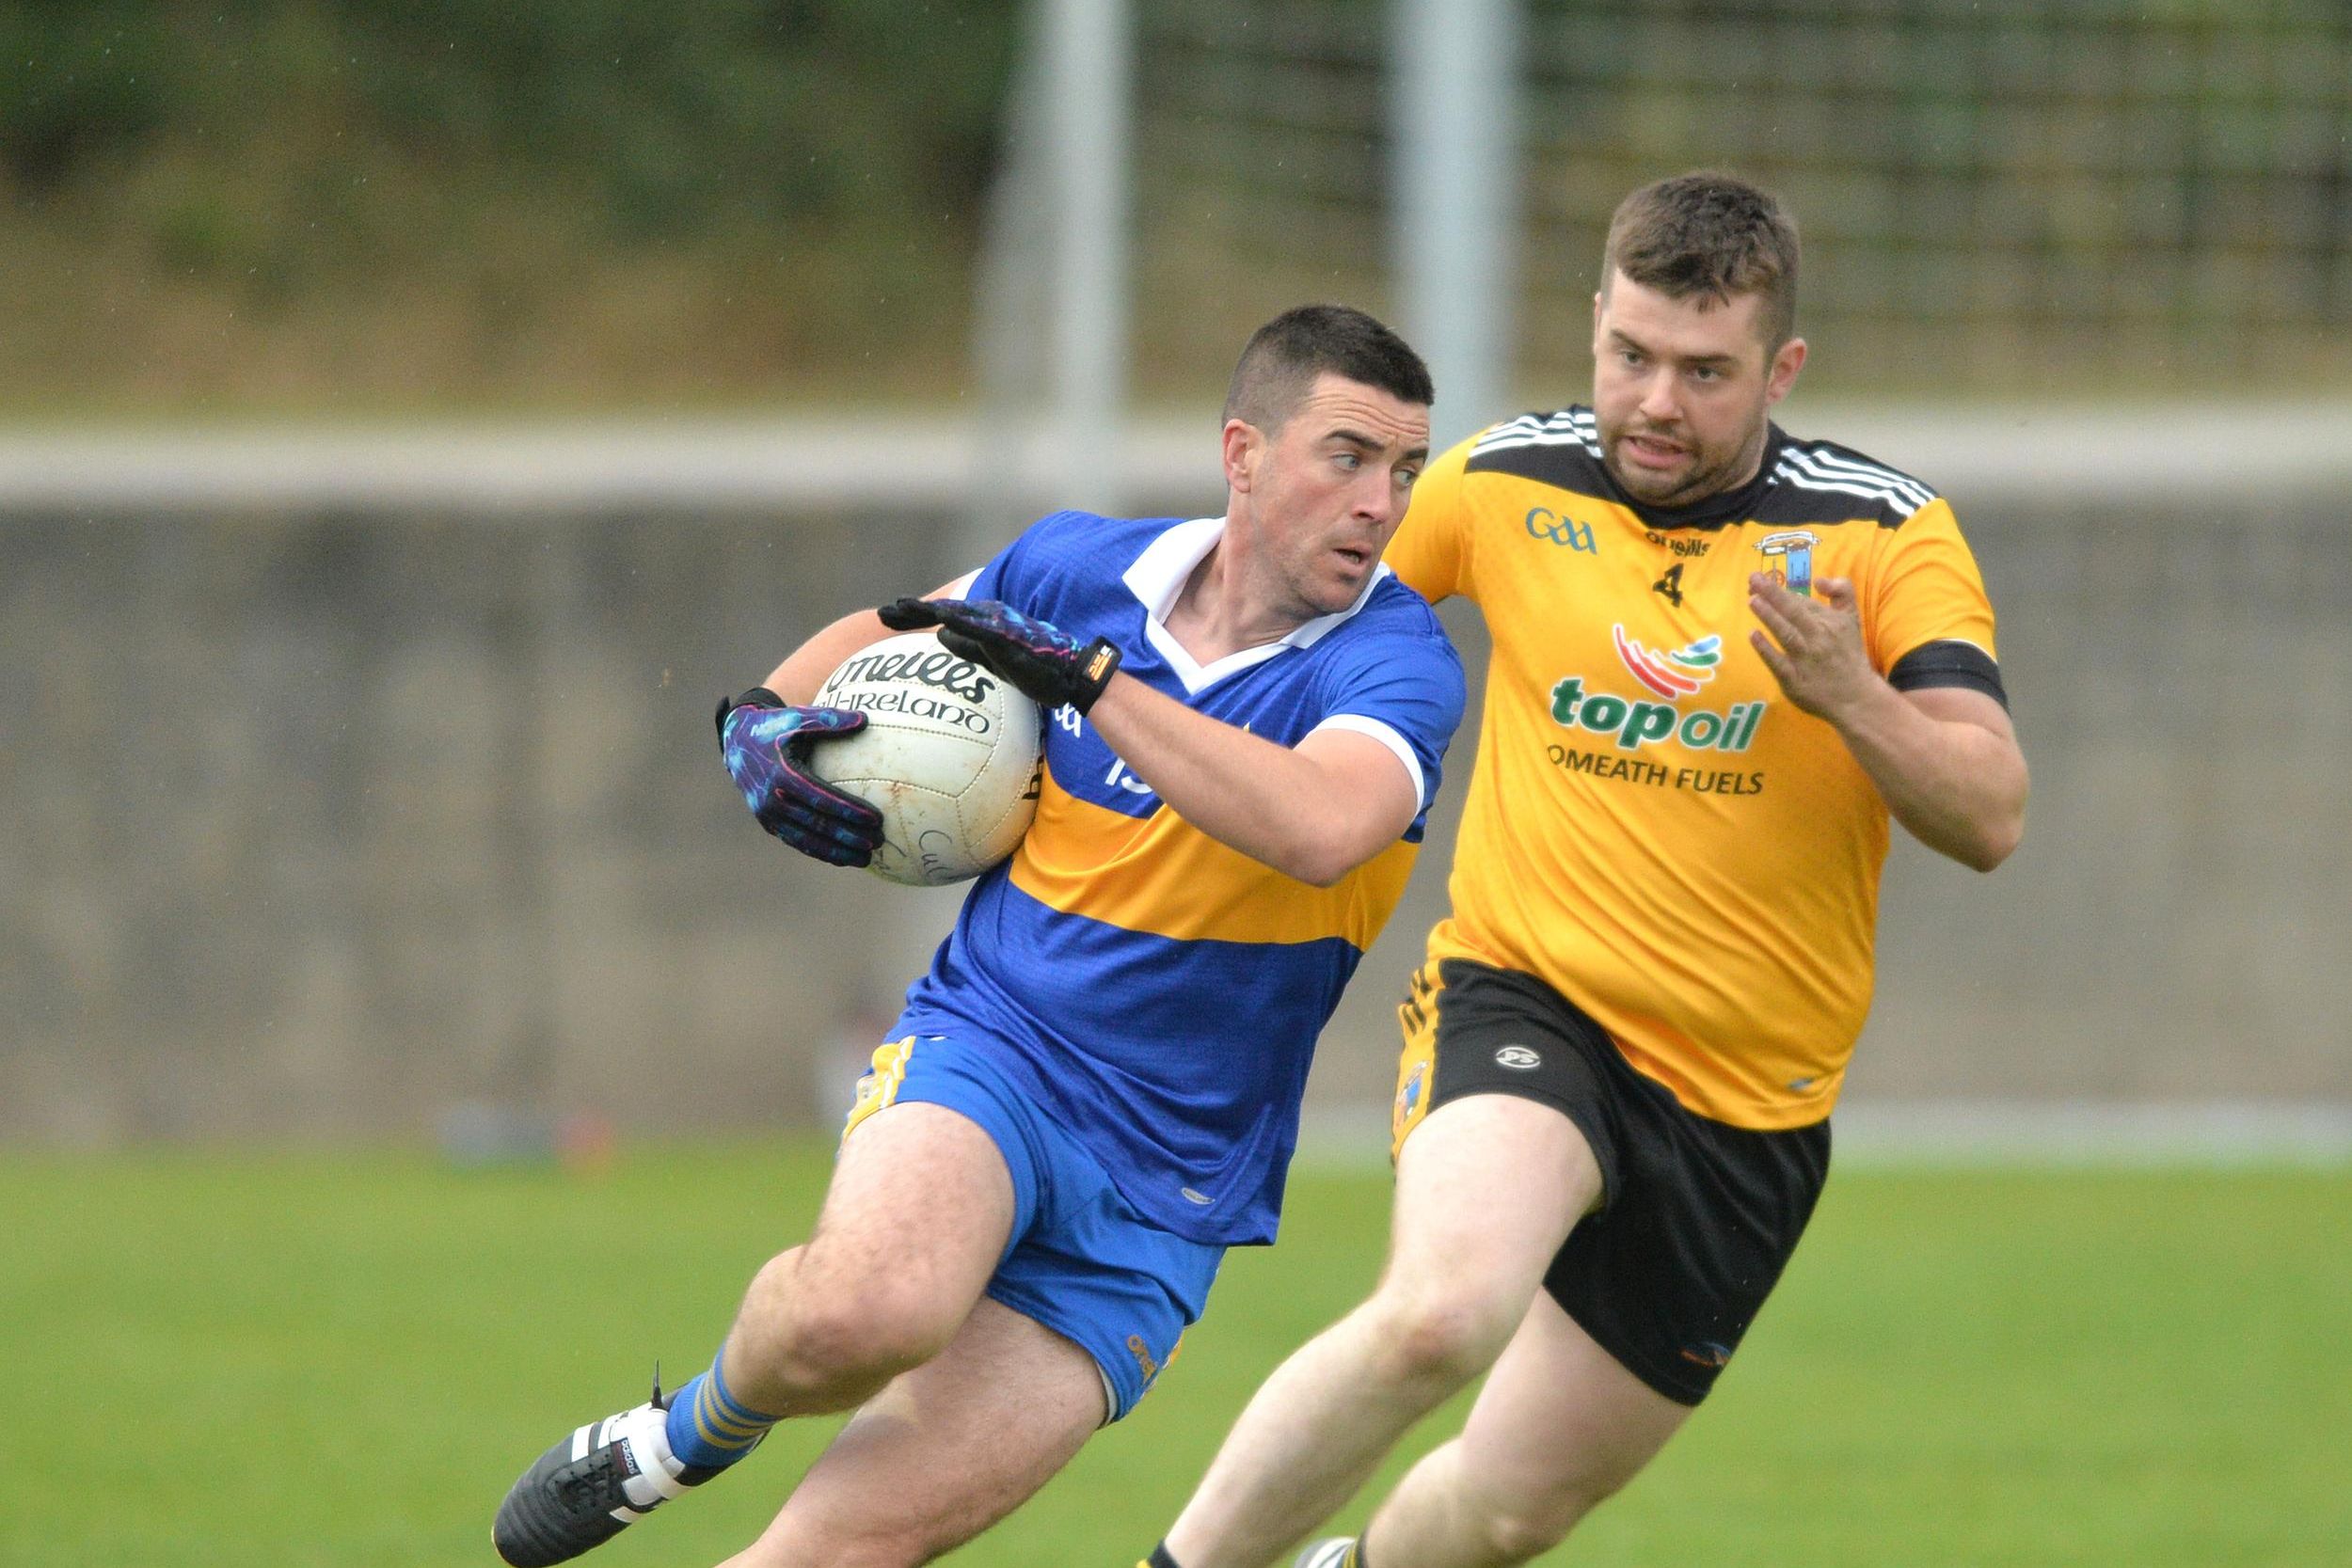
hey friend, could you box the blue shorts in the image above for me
[843,1033,1225,1422]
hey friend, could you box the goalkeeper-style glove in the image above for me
[714,688,884,867]
[876,597,1121,716]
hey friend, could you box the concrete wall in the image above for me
[6,443,2347,1143]
[4,502,968,1141]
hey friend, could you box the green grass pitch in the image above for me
[6,1142,2346,1567]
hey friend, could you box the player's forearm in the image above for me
[760,609,898,705]
[1831,684,2027,872]
[1086,676,1393,886]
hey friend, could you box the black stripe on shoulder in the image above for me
[1889,640,2007,710]
[1464,408,1607,491]
[1766,438,1940,530]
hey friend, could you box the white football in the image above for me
[809,630,1043,887]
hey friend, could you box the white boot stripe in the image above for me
[618,1404,691,1503]
[568,1423,594,1463]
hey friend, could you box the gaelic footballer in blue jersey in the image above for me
[491,305,1466,1568]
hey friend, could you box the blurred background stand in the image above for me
[1,0,2347,1152]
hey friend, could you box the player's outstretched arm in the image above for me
[1749,575,2027,872]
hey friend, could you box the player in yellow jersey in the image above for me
[1136,173,2028,1568]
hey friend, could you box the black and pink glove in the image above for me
[876,597,1121,716]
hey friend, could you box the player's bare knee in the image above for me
[1366,1285,1514,1391]
[1473,1471,1617,1562]
[721,1250,808,1390]
[772,1289,945,1393]
[728,1261,945,1402]
[1476,1505,1580,1565]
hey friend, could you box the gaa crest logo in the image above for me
[1523,506,1597,553]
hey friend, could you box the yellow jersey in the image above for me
[1389,407,2005,1130]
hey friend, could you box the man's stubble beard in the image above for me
[1598,413,1771,510]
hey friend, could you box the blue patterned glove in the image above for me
[876,597,1121,715]
[714,688,884,867]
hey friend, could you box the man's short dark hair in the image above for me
[1603,172,1801,351]
[1223,304,1435,433]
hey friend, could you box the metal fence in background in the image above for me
[1130,0,2352,399]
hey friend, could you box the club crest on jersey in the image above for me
[1395,1062,1428,1122]
[1613,626,1720,699]
[1755,530,1819,595]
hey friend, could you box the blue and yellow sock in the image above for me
[663,1354,782,1474]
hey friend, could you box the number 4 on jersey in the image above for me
[1652,562,1686,608]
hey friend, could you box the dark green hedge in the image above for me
[4,2,1017,235]
[0,2,1020,406]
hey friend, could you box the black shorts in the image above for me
[1391,957,1831,1405]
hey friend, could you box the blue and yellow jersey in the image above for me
[893,512,1466,1245]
